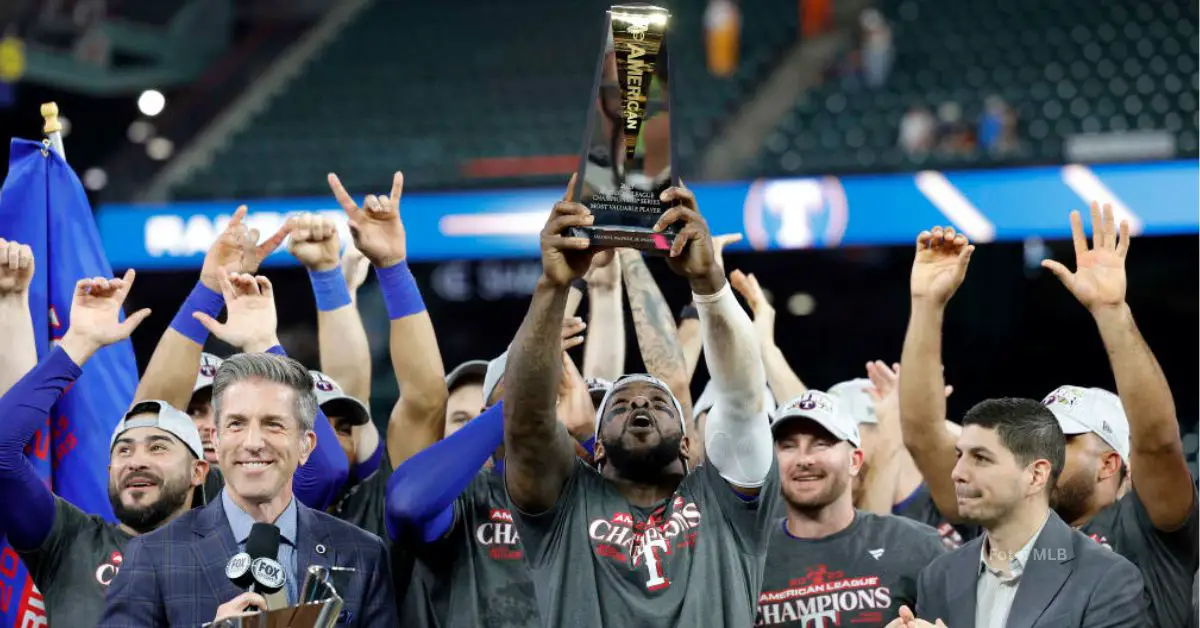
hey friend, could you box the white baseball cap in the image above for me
[595,374,686,436]
[1042,385,1130,463]
[111,400,205,460]
[828,378,877,425]
[193,353,223,394]
[692,379,776,420]
[482,351,508,406]
[310,371,371,426]
[446,360,489,394]
[771,390,860,447]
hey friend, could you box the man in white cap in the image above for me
[900,208,1197,627]
[188,352,224,464]
[0,271,209,626]
[758,391,945,626]
[830,370,972,549]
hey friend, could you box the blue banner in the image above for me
[96,160,1198,270]
[0,139,141,627]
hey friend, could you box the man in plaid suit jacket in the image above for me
[97,351,397,627]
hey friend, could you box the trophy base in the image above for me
[567,225,676,255]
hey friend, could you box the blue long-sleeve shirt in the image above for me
[0,347,79,549]
[385,401,505,543]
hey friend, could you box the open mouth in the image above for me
[124,475,159,489]
[236,460,274,469]
[792,474,824,482]
[629,411,655,429]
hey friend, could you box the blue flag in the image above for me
[0,139,140,627]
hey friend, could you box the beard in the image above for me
[782,471,850,513]
[1051,470,1095,524]
[109,472,193,534]
[602,430,683,485]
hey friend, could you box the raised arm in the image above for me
[656,187,771,491]
[1,271,150,550]
[730,269,807,401]
[327,172,448,468]
[1042,203,1195,530]
[620,249,692,418]
[677,234,743,382]
[504,193,597,513]
[899,226,974,522]
[290,215,379,468]
[0,239,36,396]
[582,251,625,382]
[134,206,287,409]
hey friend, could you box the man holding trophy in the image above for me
[504,7,780,627]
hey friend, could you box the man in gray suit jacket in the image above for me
[891,398,1145,628]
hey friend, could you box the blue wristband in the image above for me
[307,267,353,311]
[169,282,224,345]
[376,261,425,319]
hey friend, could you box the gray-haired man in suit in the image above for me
[888,398,1145,628]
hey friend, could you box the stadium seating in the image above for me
[175,0,798,199]
[756,0,1199,176]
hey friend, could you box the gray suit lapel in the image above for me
[1006,513,1075,628]
[948,538,982,624]
[191,498,245,602]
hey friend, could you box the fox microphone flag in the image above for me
[0,132,140,626]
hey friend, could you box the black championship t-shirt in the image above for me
[757,511,946,627]
[892,483,980,550]
[401,470,539,628]
[15,497,133,627]
[512,458,781,628]
[1078,485,1200,628]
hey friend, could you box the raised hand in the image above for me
[653,186,723,294]
[0,238,34,297]
[557,350,595,439]
[200,205,290,293]
[561,316,587,351]
[711,232,743,272]
[287,213,341,272]
[729,269,775,345]
[341,239,371,293]
[60,270,152,361]
[327,172,408,268]
[540,176,599,287]
[1041,201,1129,313]
[192,268,278,352]
[910,226,975,305]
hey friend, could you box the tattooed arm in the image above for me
[619,249,693,419]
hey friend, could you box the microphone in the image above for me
[225,523,286,612]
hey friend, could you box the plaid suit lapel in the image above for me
[192,497,245,602]
[296,502,334,574]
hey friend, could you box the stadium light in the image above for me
[138,89,166,117]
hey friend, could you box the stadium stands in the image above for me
[757,0,1199,176]
[174,0,799,199]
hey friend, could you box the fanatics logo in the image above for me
[868,548,884,560]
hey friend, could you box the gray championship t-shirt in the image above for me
[329,454,392,541]
[1078,485,1200,628]
[402,470,539,628]
[757,511,946,627]
[892,483,980,550]
[512,457,781,628]
[15,497,133,627]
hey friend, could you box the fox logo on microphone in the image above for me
[251,557,287,591]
